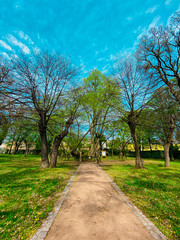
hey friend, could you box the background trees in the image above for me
[0,10,179,168]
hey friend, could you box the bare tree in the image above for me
[137,11,180,104]
[12,50,79,168]
[113,55,153,168]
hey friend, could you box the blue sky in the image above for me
[0,0,179,76]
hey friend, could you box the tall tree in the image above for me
[137,11,180,104]
[50,87,82,167]
[113,55,153,168]
[141,87,179,167]
[82,69,120,162]
[12,50,79,168]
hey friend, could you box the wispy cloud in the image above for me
[127,16,133,21]
[18,31,34,45]
[165,0,171,6]
[136,16,160,40]
[2,52,10,59]
[149,16,161,29]
[137,27,147,40]
[7,34,30,54]
[145,5,158,14]
[110,54,116,60]
[97,57,105,62]
[0,40,12,51]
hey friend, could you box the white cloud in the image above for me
[97,57,105,62]
[110,54,116,60]
[165,0,171,6]
[137,27,147,39]
[149,16,161,29]
[0,40,12,51]
[33,47,40,54]
[7,34,30,54]
[145,5,157,14]
[18,31,34,45]
[127,16,133,21]
[2,52,10,59]
[95,51,99,56]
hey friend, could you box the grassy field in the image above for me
[0,154,79,240]
[101,157,180,240]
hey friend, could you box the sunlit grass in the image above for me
[0,154,78,240]
[102,157,180,240]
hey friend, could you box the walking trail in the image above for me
[44,162,158,240]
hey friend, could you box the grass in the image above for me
[101,156,180,240]
[0,154,79,240]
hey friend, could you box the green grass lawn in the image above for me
[0,154,79,240]
[101,157,180,240]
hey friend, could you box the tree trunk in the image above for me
[50,116,74,168]
[51,135,63,167]
[38,113,49,168]
[24,139,28,157]
[80,150,82,162]
[129,126,143,168]
[127,112,143,168]
[164,143,170,167]
[163,116,175,167]
[119,147,123,159]
[8,141,14,154]
[39,128,49,168]
[112,148,114,157]
[148,137,153,157]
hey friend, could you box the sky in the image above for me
[0,0,179,77]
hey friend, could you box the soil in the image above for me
[45,162,154,240]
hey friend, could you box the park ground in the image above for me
[0,154,179,239]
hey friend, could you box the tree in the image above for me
[113,55,153,168]
[82,69,120,163]
[105,120,131,159]
[50,87,82,167]
[0,58,14,145]
[141,87,179,167]
[12,50,79,168]
[137,11,180,104]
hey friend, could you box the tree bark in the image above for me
[39,128,49,168]
[24,139,28,157]
[50,117,74,168]
[163,116,175,167]
[127,113,144,168]
[39,113,49,168]
[164,143,170,167]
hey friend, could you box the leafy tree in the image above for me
[106,120,131,158]
[141,87,179,167]
[50,87,82,167]
[82,69,120,163]
[137,11,180,104]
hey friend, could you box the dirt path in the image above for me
[45,162,154,240]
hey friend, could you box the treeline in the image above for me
[0,11,179,168]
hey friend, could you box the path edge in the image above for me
[97,164,167,240]
[30,164,81,240]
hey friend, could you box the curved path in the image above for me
[43,162,164,240]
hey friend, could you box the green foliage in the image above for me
[139,87,179,145]
[0,154,78,239]
[102,158,180,240]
